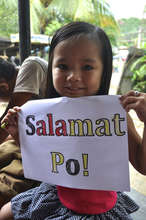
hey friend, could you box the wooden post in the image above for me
[18,0,31,64]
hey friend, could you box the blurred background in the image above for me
[0,0,145,94]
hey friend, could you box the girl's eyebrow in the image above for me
[54,58,66,63]
[82,58,97,63]
[54,58,97,63]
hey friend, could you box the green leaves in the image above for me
[0,0,119,47]
[0,0,18,37]
[131,55,146,92]
[44,0,119,46]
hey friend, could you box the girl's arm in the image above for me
[1,106,21,145]
[120,90,146,175]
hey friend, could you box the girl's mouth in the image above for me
[65,87,85,91]
[64,87,85,95]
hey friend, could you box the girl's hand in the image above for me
[120,90,146,124]
[1,106,21,144]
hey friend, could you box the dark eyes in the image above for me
[82,65,93,71]
[57,64,68,70]
[57,64,93,71]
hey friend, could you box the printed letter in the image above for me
[66,159,80,175]
[51,152,64,173]
[68,119,94,136]
[47,114,54,136]
[95,118,112,136]
[55,120,68,136]
[36,120,47,136]
[112,114,126,136]
[26,115,35,135]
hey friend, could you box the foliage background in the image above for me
[0,0,145,93]
[0,0,119,47]
[0,1,18,37]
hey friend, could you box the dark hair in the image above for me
[46,21,113,98]
[0,58,17,82]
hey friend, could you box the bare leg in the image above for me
[0,196,6,209]
[0,202,14,220]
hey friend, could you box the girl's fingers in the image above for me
[1,107,21,129]
[119,91,146,123]
[7,107,20,114]
[120,90,140,100]
[13,106,21,112]
[120,97,136,109]
[119,90,142,110]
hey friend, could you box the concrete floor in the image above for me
[126,189,146,220]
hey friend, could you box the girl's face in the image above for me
[52,36,103,98]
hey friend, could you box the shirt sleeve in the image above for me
[14,58,47,96]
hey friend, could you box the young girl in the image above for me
[0,21,146,220]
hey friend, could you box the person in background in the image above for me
[0,21,146,220]
[0,56,48,144]
[0,57,18,106]
[0,56,48,208]
[10,56,20,68]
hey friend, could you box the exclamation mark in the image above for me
[82,154,89,176]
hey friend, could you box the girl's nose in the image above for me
[67,70,82,82]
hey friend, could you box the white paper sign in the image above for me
[18,95,130,191]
